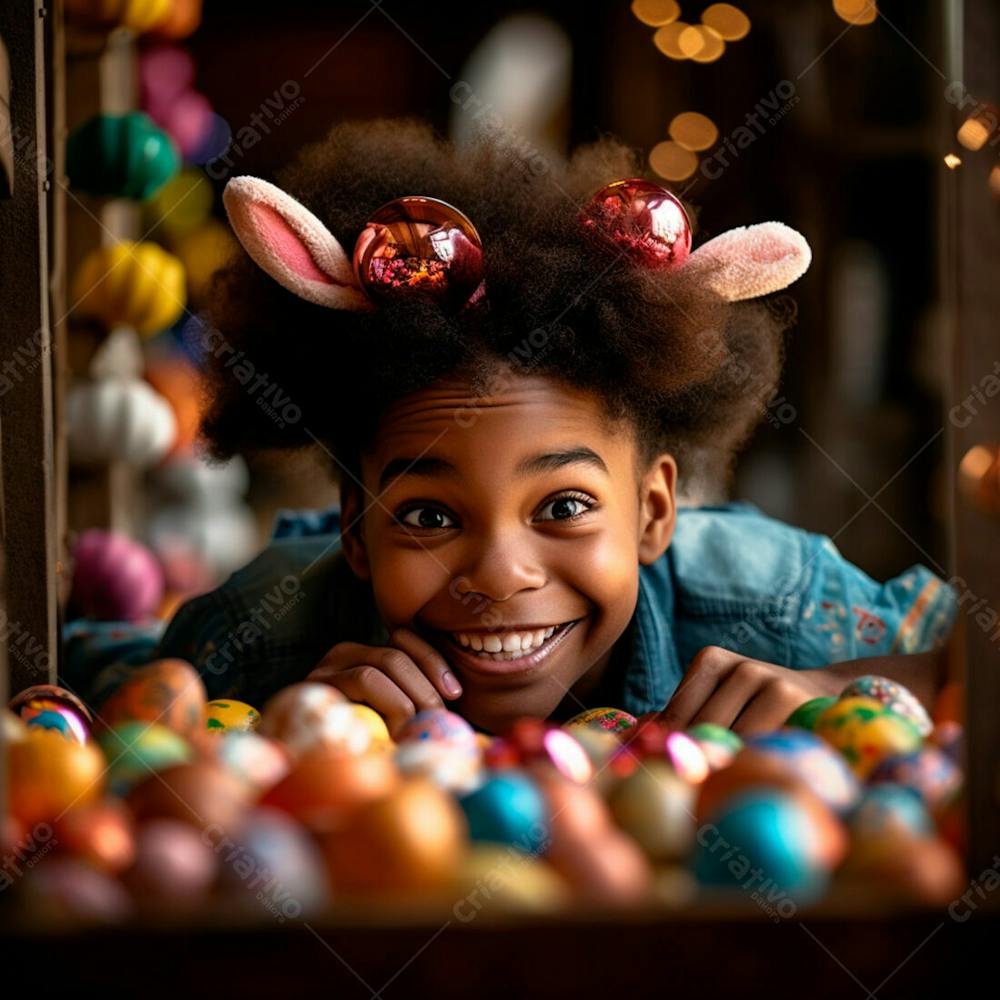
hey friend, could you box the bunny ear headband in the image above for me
[222,175,811,312]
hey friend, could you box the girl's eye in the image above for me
[535,494,595,522]
[397,506,456,530]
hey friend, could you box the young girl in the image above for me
[125,120,957,738]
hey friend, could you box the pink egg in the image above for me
[125,819,217,909]
[70,529,164,622]
[140,45,196,113]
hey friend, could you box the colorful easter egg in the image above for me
[324,778,468,893]
[211,731,290,792]
[70,529,165,620]
[54,800,136,873]
[72,241,186,334]
[612,721,710,784]
[485,719,592,783]
[348,704,393,749]
[687,723,743,770]
[849,784,934,839]
[395,740,482,794]
[97,658,206,738]
[607,760,696,863]
[172,219,239,305]
[695,749,812,827]
[396,708,478,749]
[695,789,841,904]
[814,696,922,778]
[97,720,193,796]
[14,694,90,744]
[458,773,548,854]
[840,675,932,737]
[205,699,261,736]
[258,683,370,757]
[142,168,213,241]
[66,112,178,199]
[452,846,568,912]
[744,729,860,814]
[928,720,964,764]
[567,726,622,772]
[785,696,837,732]
[868,747,962,811]
[10,684,93,724]
[125,819,217,910]
[216,808,329,917]
[65,0,172,33]
[564,706,637,735]
[8,730,105,825]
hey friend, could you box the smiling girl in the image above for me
[146,120,957,737]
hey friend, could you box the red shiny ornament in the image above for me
[353,196,485,309]
[610,719,709,784]
[485,719,593,783]
[583,178,692,270]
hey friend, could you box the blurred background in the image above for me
[60,0,967,627]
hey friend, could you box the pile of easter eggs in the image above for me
[1,666,966,923]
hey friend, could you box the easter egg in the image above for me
[687,723,743,771]
[696,749,809,826]
[217,808,329,918]
[612,721,710,784]
[868,747,962,811]
[395,740,482,794]
[486,719,592,784]
[210,731,290,792]
[397,708,478,749]
[840,675,932,737]
[20,858,132,923]
[814,697,922,778]
[564,706,638,736]
[8,730,105,825]
[744,729,860,814]
[928,721,964,764]
[785,696,837,732]
[348,704,393,749]
[97,720,193,796]
[13,691,91,744]
[451,846,568,913]
[142,168,213,241]
[695,789,839,904]
[458,773,548,853]
[128,761,251,836]
[260,747,399,833]
[849,784,934,839]
[258,683,370,757]
[607,760,696,862]
[205,699,261,736]
[324,778,468,893]
[66,0,172,33]
[10,684,93,724]
[69,529,165,619]
[54,800,136,873]
[125,819,218,910]
[97,658,206,738]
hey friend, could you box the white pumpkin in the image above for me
[68,377,177,468]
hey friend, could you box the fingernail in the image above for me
[441,671,462,698]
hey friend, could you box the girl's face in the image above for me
[340,369,677,733]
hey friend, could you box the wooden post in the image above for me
[0,0,58,694]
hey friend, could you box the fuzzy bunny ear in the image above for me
[222,176,371,311]
[683,222,811,302]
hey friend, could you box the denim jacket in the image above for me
[65,501,959,719]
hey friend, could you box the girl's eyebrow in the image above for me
[378,446,608,490]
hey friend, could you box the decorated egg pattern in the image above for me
[563,706,637,735]
[814,697,922,778]
[205,699,260,735]
[840,675,932,737]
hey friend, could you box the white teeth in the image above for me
[450,623,570,658]
[470,635,483,651]
[458,634,470,647]
[502,633,522,652]
[483,635,503,653]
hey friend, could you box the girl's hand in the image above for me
[306,628,463,737]
[657,645,847,736]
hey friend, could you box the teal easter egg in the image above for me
[849,784,934,838]
[97,721,192,796]
[67,112,179,200]
[839,675,932,737]
[458,772,548,853]
[694,790,834,906]
[745,729,860,813]
[785,696,837,732]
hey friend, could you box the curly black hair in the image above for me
[198,119,793,496]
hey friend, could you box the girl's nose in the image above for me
[453,530,547,604]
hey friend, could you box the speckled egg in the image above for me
[839,675,932,738]
[814,696,922,778]
[868,746,962,811]
[687,723,743,771]
[97,659,206,739]
[563,706,637,735]
[395,739,482,794]
[258,683,370,757]
[396,708,478,749]
[204,699,260,736]
[458,772,548,853]
[785,696,837,732]
[97,721,193,796]
[744,729,860,814]
[211,730,291,792]
[849,784,934,839]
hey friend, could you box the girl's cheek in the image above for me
[369,546,453,621]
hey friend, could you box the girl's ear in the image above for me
[222,176,371,311]
[338,479,372,581]
[638,453,677,565]
[683,222,811,301]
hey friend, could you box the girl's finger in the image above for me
[731,683,806,737]
[689,663,770,729]
[325,664,418,737]
[659,647,741,728]
[390,628,463,701]
[369,642,446,712]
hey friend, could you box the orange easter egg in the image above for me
[695,749,805,826]
[54,800,136,873]
[97,658,206,738]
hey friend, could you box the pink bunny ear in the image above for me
[683,222,812,302]
[222,176,371,311]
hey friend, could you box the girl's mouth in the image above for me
[437,619,583,677]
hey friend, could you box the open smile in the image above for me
[432,618,585,677]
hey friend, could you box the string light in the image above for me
[650,140,698,181]
[833,0,878,26]
[631,0,680,26]
[653,21,689,59]
[701,3,750,41]
[669,112,718,151]
[943,153,962,169]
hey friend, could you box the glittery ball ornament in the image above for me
[582,179,692,269]
[353,196,485,309]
